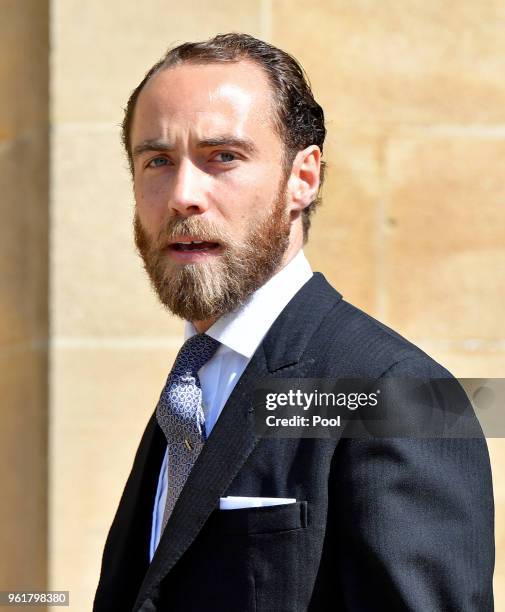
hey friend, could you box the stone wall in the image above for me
[0,0,49,602]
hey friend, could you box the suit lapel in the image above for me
[133,273,342,609]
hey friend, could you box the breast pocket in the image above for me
[215,500,308,535]
[165,502,310,611]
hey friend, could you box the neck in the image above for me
[192,317,218,334]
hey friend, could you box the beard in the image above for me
[133,185,291,322]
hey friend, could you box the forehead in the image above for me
[131,60,278,146]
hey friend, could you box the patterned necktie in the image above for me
[156,333,220,534]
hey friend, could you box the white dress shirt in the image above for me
[149,249,313,561]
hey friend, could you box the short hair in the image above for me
[122,32,326,242]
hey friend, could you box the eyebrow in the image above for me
[132,135,258,159]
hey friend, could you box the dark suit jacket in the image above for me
[93,273,494,611]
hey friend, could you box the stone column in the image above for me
[0,0,49,598]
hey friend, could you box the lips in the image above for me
[169,239,220,252]
[162,236,224,263]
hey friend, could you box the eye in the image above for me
[213,151,237,163]
[147,156,169,168]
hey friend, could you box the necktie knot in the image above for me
[173,333,220,377]
[156,333,220,446]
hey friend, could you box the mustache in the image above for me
[153,216,231,250]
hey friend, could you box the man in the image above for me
[93,33,494,611]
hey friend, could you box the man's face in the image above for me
[130,60,295,325]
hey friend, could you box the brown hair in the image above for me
[122,32,326,241]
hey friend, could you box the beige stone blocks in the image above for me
[0,131,49,346]
[305,126,383,312]
[49,344,179,610]
[0,0,48,140]
[272,0,505,124]
[0,0,49,601]
[52,0,264,124]
[306,128,505,350]
[0,346,47,590]
[385,131,505,343]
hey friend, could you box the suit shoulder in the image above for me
[308,291,452,378]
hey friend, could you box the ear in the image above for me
[286,145,321,214]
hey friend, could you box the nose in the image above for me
[169,159,209,217]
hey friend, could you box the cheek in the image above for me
[134,183,166,231]
[135,178,163,206]
[231,193,272,236]
[218,188,259,228]
[219,171,274,219]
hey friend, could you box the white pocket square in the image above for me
[219,496,296,510]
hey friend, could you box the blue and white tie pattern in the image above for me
[156,333,220,533]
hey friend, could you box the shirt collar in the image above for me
[184,249,313,359]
